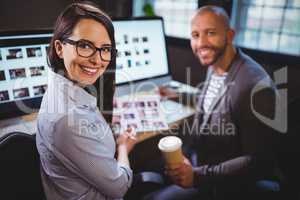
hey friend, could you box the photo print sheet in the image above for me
[112,95,169,134]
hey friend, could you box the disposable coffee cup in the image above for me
[158,136,183,167]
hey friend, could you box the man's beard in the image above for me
[197,39,227,67]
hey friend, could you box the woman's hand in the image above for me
[116,127,137,154]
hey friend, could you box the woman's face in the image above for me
[55,18,111,85]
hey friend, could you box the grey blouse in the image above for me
[36,70,132,200]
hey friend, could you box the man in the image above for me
[145,5,279,200]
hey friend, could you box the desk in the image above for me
[0,99,195,142]
[0,92,197,176]
[0,80,199,140]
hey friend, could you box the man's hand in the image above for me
[165,156,194,188]
[158,86,179,100]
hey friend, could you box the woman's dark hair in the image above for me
[48,1,116,124]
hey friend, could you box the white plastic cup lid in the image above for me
[158,136,182,152]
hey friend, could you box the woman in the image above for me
[36,2,136,200]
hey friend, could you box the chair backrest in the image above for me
[0,132,45,199]
[276,97,300,198]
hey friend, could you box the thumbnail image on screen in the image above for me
[113,19,169,84]
[0,32,51,105]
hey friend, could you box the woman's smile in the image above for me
[79,64,99,76]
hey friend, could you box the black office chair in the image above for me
[125,171,165,200]
[0,132,164,200]
[125,135,166,200]
[254,97,300,200]
[275,97,300,199]
[0,132,45,200]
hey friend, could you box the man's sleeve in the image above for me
[193,77,279,186]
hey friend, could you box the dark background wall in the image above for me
[1,0,299,191]
[167,0,300,105]
[0,0,73,30]
[0,0,132,31]
[0,0,298,101]
[167,37,300,103]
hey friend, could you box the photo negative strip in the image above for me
[127,123,138,130]
[144,108,159,118]
[112,114,122,134]
[141,119,151,128]
[112,95,169,133]
[135,101,145,108]
[112,122,121,134]
[147,100,158,107]
[153,121,167,129]
[122,102,133,109]
[124,113,135,120]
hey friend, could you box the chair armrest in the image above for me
[132,171,164,186]
[256,180,281,192]
[125,172,164,200]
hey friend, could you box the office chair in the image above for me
[275,97,300,199]
[125,171,165,200]
[252,97,300,200]
[0,132,164,200]
[0,132,45,200]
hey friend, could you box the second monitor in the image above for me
[113,17,172,96]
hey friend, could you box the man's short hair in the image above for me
[194,5,230,29]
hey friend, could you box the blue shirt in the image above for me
[36,70,132,200]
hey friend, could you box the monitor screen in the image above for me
[0,30,52,119]
[0,18,170,119]
[113,17,170,85]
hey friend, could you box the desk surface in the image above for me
[0,99,195,143]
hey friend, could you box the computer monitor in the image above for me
[0,30,52,119]
[0,17,171,119]
[113,17,171,96]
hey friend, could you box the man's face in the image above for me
[190,12,229,67]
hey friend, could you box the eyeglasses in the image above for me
[63,38,117,62]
